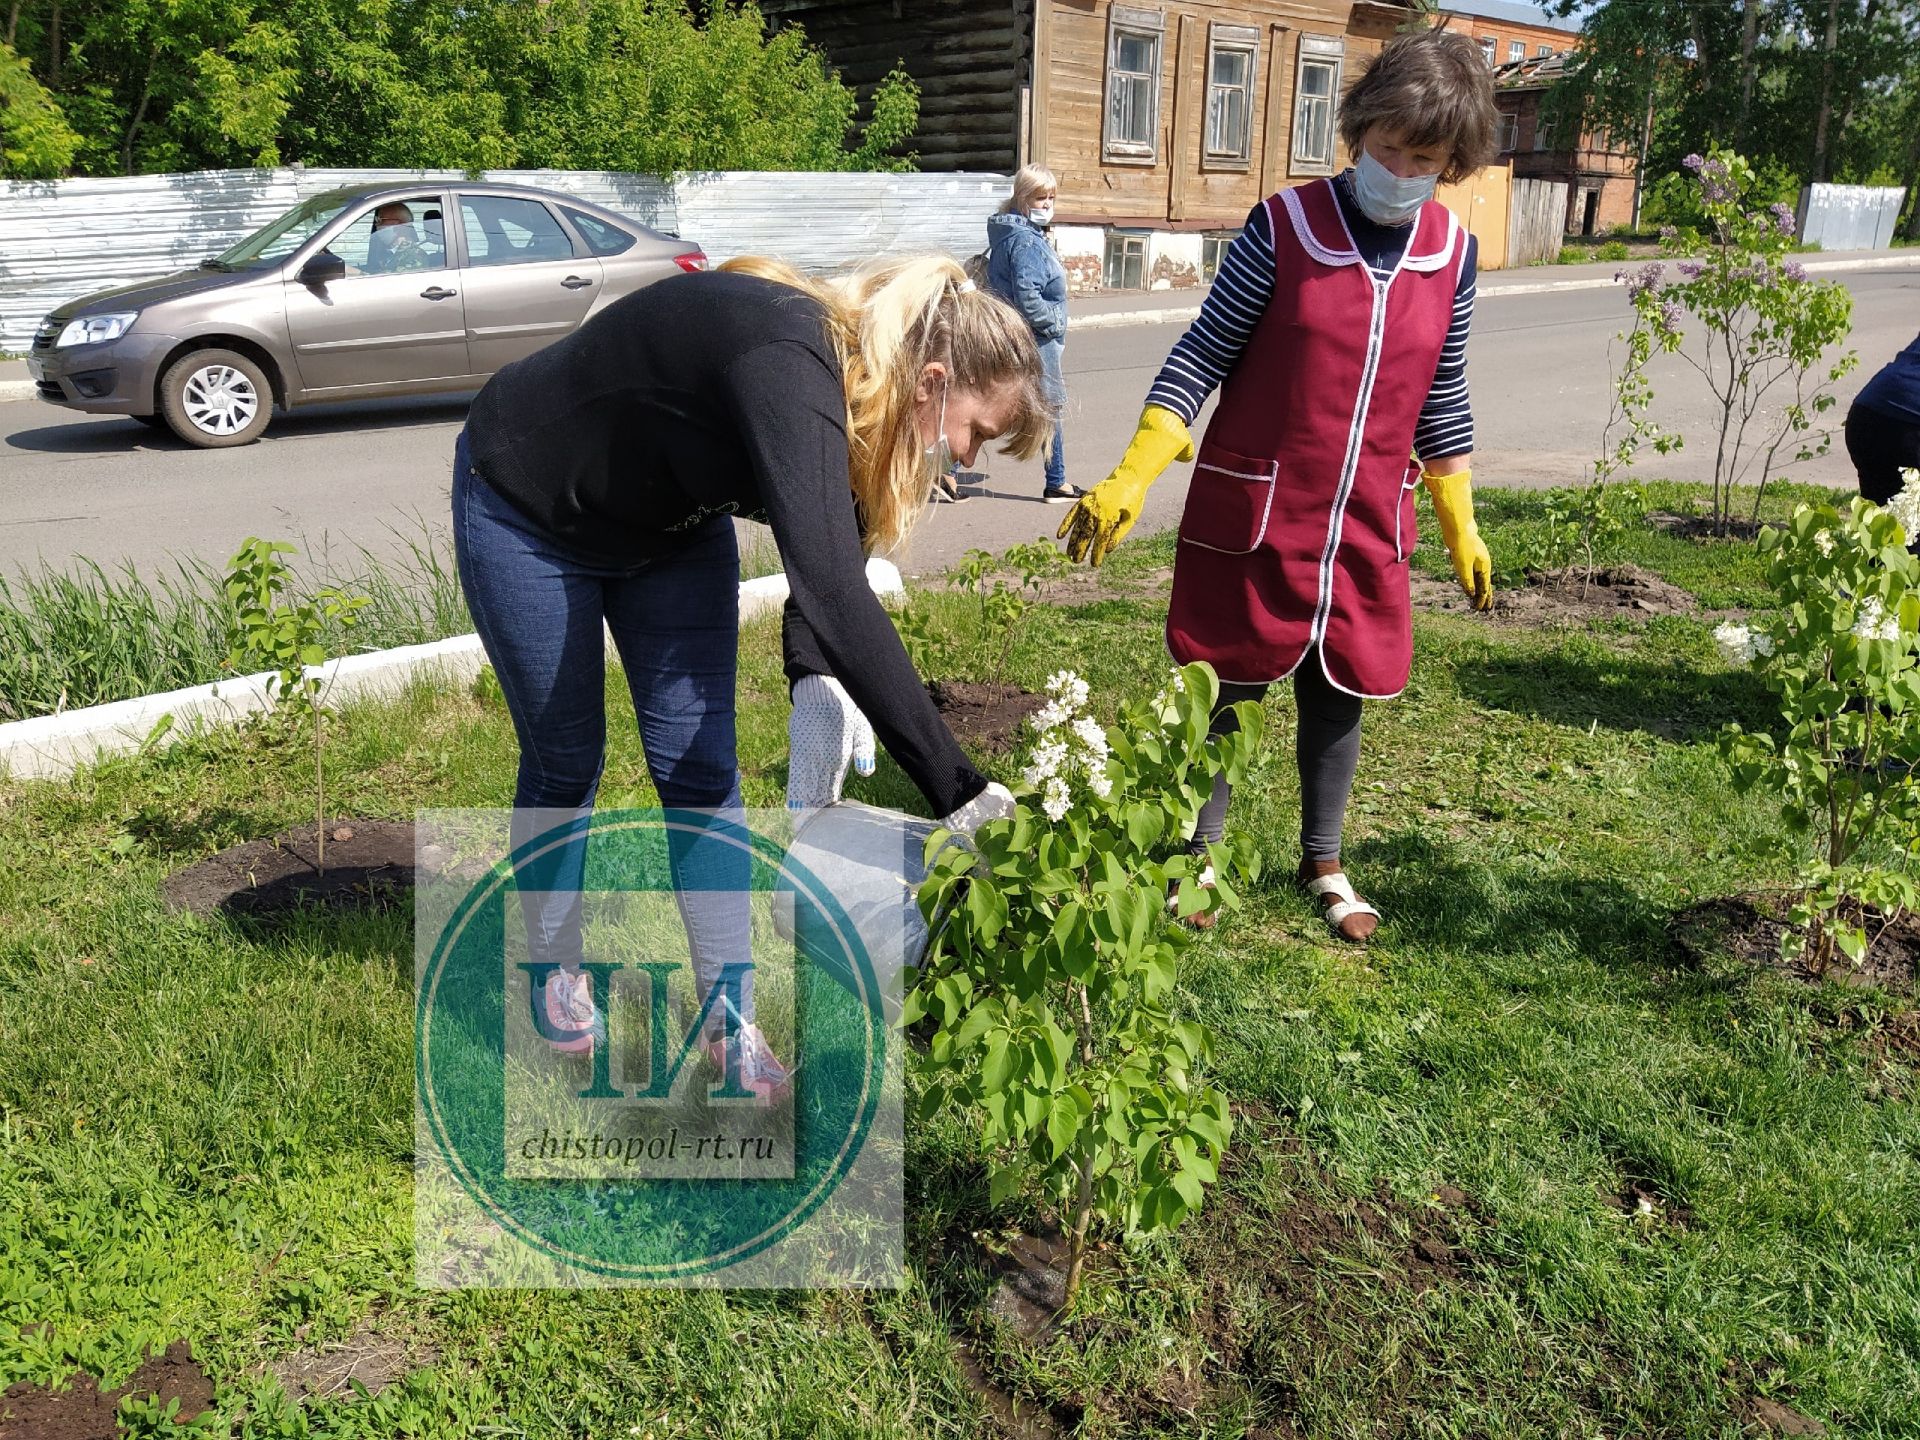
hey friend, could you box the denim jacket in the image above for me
[985,211,1067,343]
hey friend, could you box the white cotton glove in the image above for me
[787,674,876,813]
[938,781,1016,835]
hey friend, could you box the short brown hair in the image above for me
[1338,31,1497,186]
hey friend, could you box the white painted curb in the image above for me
[0,559,908,784]
[0,380,36,402]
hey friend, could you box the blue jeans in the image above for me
[452,432,753,1034]
[1040,337,1067,491]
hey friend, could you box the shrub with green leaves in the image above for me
[1717,486,1920,974]
[1621,149,1856,533]
[900,542,1071,686]
[222,538,370,871]
[909,663,1262,1307]
[1513,482,1651,579]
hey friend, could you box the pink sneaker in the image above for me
[700,1023,792,1107]
[542,969,603,1056]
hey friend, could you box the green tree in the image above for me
[0,41,78,176]
[1541,0,1919,206]
[0,0,918,177]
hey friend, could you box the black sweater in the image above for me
[464,269,985,816]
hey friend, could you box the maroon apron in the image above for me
[1166,178,1467,698]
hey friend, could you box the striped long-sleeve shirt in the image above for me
[1146,173,1477,461]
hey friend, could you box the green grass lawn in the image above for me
[1,489,1915,1438]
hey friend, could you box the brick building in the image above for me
[1491,50,1638,236]
[1429,0,1578,70]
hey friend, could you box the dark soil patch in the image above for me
[161,818,415,919]
[1671,895,1918,993]
[1412,563,1705,626]
[953,1339,1067,1440]
[930,681,1045,753]
[929,1113,1490,1437]
[1598,1178,1695,1230]
[267,1315,438,1402]
[0,1341,213,1438]
[1031,564,1175,606]
[1119,1116,1488,1436]
[1649,511,1766,544]
[1735,1394,1826,1435]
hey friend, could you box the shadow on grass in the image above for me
[1453,647,1777,743]
[1347,830,1672,974]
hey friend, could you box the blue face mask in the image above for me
[1350,147,1438,227]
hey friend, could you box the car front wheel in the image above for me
[159,349,273,448]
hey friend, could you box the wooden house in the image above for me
[761,0,1428,289]
[1492,51,1637,236]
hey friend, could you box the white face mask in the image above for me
[923,381,952,483]
[1350,147,1438,227]
[1028,202,1054,227]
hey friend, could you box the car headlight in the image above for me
[56,312,138,347]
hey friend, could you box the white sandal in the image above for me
[1305,872,1381,940]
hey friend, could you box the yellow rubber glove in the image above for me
[1057,404,1195,567]
[1422,466,1494,610]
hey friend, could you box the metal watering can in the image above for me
[772,801,950,1022]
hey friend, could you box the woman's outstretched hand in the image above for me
[1057,405,1194,567]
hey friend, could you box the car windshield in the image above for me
[213,195,355,268]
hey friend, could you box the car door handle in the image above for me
[560,276,594,290]
[420,286,457,300]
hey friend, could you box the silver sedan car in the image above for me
[28,181,706,447]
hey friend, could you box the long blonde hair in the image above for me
[718,253,1054,554]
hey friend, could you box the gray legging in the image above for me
[1191,649,1362,864]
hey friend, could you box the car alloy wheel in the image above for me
[180,363,261,438]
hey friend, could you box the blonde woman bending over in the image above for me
[455,255,1052,1099]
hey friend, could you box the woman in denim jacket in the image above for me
[986,166,1082,503]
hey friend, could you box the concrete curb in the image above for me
[0,380,35,402]
[0,558,905,784]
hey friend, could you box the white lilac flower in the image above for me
[1071,715,1109,755]
[1812,529,1835,557]
[1853,597,1901,643]
[1031,698,1073,732]
[1042,776,1071,822]
[1714,620,1760,666]
[1889,469,1920,546]
[1022,739,1068,787]
[1045,670,1090,709]
[1086,767,1113,800]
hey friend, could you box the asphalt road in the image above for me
[3,266,1916,585]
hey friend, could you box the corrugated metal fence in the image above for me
[1796,184,1907,253]
[0,167,1011,352]
[1507,178,1569,269]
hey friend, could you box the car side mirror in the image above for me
[299,251,346,286]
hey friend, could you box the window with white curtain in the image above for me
[1104,7,1165,162]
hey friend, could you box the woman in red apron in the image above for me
[1060,29,1497,942]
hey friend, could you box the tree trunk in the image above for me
[1810,0,1841,183]
[121,44,157,175]
[5,0,22,51]
[1737,0,1759,146]
[1832,0,1881,168]
[1689,7,1714,97]
[47,0,59,86]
